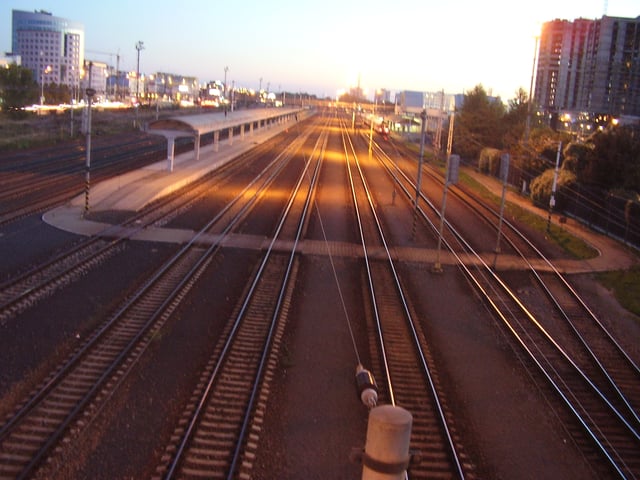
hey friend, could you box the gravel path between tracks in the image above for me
[249,169,640,479]
[250,256,637,479]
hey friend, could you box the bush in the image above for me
[478,147,502,176]
[530,168,576,210]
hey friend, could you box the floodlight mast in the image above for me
[135,41,145,104]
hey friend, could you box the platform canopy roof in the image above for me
[147,108,302,138]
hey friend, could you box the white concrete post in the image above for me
[214,131,219,152]
[195,133,201,161]
[240,124,245,140]
[167,137,175,172]
[362,405,413,480]
[229,127,233,146]
[250,121,254,136]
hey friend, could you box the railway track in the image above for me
[367,131,640,478]
[0,120,317,479]
[154,118,329,479]
[2,111,637,478]
[0,127,304,325]
[402,146,640,435]
[341,120,474,479]
[0,133,178,226]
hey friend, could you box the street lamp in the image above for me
[525,33,540,142]
[224,66,229,98]
[135,41,145,104]
[224,66,229,113]
[40,65,52,106]
[134,41,144,128]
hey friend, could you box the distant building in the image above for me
[375,89,392,104]
[396,90,461,115]
[1,53,21,67]
[393,90,462,146]
[396,90,425,115]
[145,73,199,106]
[11,9,84,94]
[535,15,640,126]
[82,61,109,102]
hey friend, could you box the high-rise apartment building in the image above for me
[11,9,84,92]
[535,15,640,120]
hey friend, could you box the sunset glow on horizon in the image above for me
[5,0,639,102]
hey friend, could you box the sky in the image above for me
[3,0,639,101]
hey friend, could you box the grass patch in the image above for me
[596,267,640,317]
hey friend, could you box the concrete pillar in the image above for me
[214,131,219,152]
[195,133,201,161]
[240,124,245,140]
[167,137,175,172]
[362,405,412,480]
[250,121,254,136]
[228,127,233,146]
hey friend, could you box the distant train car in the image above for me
[363,113,390,136]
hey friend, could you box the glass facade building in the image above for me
[11,9,84,91]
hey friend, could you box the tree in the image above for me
[502,87,529,148]
[454,84,506,160]
[0,64,38,117]
[529,167,576,210]
[580,126,640,192]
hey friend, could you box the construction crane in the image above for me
[85,49,121,100]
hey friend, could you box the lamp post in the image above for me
[525,34,540,143]
[134,41,144,128]
[224,66,229,113]
[231,80,235,112]
[135,41,145,103]
[40,65,51,107]
[224,66,229,98]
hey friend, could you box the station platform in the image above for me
[43,108,304,238]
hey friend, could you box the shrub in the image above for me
[530,168,576,210]
[478,147,502,176]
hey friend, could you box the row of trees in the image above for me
[0,64,38,116]
[0,64,73,117]
[454,84,640,199]
[454,84,639,244]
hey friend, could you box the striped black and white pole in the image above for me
[84,85,96,216]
